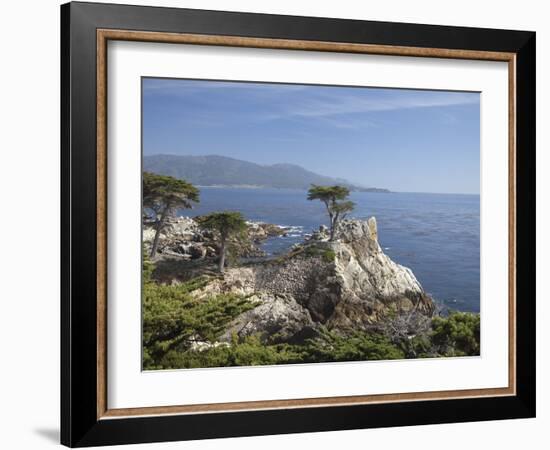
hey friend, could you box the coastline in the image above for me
[195,184,391,193]
[173,188,480,313]
[142,215,480,370]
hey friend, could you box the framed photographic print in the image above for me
[61,1,536,447]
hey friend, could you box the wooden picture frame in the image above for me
[61,1,535,447]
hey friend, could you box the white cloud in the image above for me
[143,78,479,130]
[274,90,479,120]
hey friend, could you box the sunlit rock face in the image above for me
[195,218,435,340]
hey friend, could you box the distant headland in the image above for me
[143,154,390,192]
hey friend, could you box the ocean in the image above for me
[179,187,480,313]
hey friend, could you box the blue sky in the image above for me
[143,78,480,194]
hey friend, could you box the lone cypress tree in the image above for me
[198,211,247,273]
[307,185,355,241]
[143,172,199,258]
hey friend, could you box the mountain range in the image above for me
[143,154,389,192]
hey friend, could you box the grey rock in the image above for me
[219,293,316,344]
[188,244,207,259]
[143,216,284,260]
[217,218,434,329]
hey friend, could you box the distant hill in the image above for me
[143,154,390,192]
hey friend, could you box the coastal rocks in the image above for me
[255,256,335,304]
[246,221,287,242]
[189,338,229,352]
[217,217,435,332]
[143,216,287,259]
[307,224,330,242]
[188,244,207,259]
[219,293,317,344]
[150,216,435,345]
[325,217,434,328]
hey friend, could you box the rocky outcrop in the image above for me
[219,293,317,344]
[189,217,435,339]
[319,218,435,328]
[143,216,287,259]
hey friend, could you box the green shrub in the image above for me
[431,312,480,356]
[142,253,481,370]
[303,245,322,258]
[301,327,405,362]
[164,335,304,369]
[405,334,436,358]
[149,329,405,370]
[322,249,336,262]
[300,245,336,263]
[142,277,258,369]
[144,311,481,370]
[142,244,155,282]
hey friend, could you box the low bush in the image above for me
[142,251,481,370]
[142,275,258,370]
[322,249,336,262]
[431,312,480,356]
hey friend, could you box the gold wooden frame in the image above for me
[96,29,516,420]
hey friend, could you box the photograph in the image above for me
[141,78,481,370]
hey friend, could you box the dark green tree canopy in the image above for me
[431,312,480,356]
[143,171,199,213]
[143,172,199,258]
[307,185,351,203]
[197,211,248,272]
[198,211,247,239]
[307,185,356,240]
[331,200,355,215]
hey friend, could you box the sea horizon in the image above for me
[188,184,480,196]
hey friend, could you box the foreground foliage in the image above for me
[142,253,480,370]
[431,312,480,356]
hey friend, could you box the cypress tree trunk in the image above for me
[218,237,226,273]
[150,207,168,258]
[329,215,337,241]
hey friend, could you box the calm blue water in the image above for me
[180,187,480,313]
